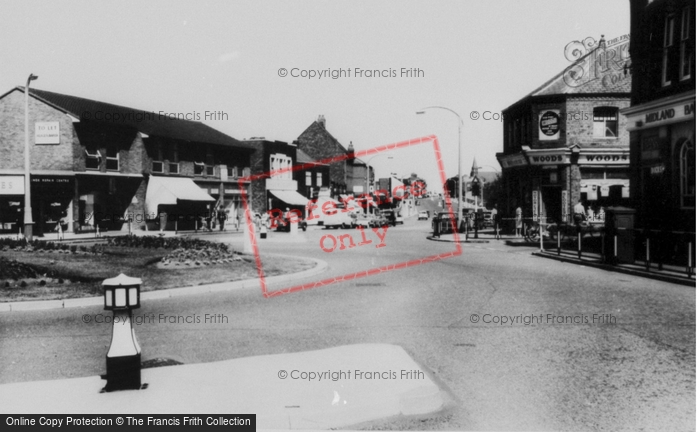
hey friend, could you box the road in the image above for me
[0,197,694,430]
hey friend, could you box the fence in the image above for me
[537,220,695,279]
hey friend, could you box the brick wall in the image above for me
[297,120,348,189]
[0,89,75,171]
[564,98,630,148]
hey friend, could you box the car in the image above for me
[378,209,398,227]
[418,211,429,220]
[351,213,372,228]
[369,214,391,228]
[274,215,308,232]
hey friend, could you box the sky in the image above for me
[0,0,630,192]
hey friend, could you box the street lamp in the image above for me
[24,74,38,241]
[417,107,464,228]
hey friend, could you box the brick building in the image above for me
[497,36,632,225]
[296,115,373,198]
[0,87,254,234]
[622,0,695,234]
[246,139,328,217]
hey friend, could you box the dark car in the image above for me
[274,215,307,232]
[378,209,398,227]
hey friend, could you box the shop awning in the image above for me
[269,189,310,206]
[145,176,215,214]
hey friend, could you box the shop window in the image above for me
[680,139,695,208]
[593,107,618,138]
[305,171,312,186]
[680,7,693,81]
[106,145,119,171]
[662,14,675,86]
[85,149,101,170]
[152,161,164,173]
[194,162,204,176]
[316,172,323,187]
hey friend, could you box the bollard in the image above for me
[614,235,618,262]
[645,236,650,271]
[577,232,582,259]
[496,223,500,240]
[557,228,561,255]
[688,241,693,278]
[601,232,605,263]
[101,274,143,392]
[539,220,543,252]
[175,219,178,235]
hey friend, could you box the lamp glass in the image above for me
[105,289,113,307]
[115,288,126,308]
[129,287,138,307]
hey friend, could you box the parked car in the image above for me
[378,209,398,226]
[274,214,308,232]
[418,210,429,220]
[351,213,372,228]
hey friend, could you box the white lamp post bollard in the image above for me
[102,273,143,392]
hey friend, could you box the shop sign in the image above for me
[582,153,629,164]
[499,153,528,168]
[529,153,568,165]
[532,189,540,219]
[35,122,60,145]
[0,176,25,195]
[538,110,561,140]
[224,189,239,194]
[628,100,695,129]
[650,164,665,175]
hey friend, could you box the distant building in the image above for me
[0,87,254,234]
[622,0,695,233]
[297,115,373,198]
[294,148,330,201]
[497,36,632,224]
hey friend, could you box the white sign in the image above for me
[35,122,60,144]
[538,110,561,140]
[353,185,364,193]
[0,176,25,195]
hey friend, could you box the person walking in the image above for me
[217,208,226,231]
[573,200,586,226]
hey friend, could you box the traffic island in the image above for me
[426,236,490,244]
[0,344,453,429]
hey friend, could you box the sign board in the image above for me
[353,185,364,193]
[581,152,630,165]
[499,153,528,169]
[532,189,540,219]
[35,122,60,144]
[528,151,569,165]
[0,176,25,195]
[538,110,561,140]
[561,190,569,221]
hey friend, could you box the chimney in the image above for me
[347,141,355,161]
[317,115,326,128]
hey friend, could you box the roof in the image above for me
[6,87,252,149]
[504,42,631,111]
[297,119,349,157]
[296,149,328,166]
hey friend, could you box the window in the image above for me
[152,143,164,173]
[169,162,179,174]
[680,7,693,81]
[680,139,695,208]
[85,149,101,170]
[662,14,675,86]
[205,165,214,176]
[227,167,238,178]
[194,162,204,176]
[305,171,312,186]
[105,145,119,171]
[316,172,323,187]
[593,107,618,138]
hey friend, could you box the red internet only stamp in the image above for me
[239,135,462,298]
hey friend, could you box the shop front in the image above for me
[0,175,24,234]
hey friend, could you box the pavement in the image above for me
[0,343,451,429]
[0,229,451,429]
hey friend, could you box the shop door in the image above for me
[541,187,562,223]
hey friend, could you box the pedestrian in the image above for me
[159,210,167,233]
[432,215,440,238]
[205,207,213,232]
[217,208,226,231]
[573,200,586,226]
[515,206,522,237]
[597,207,605,222]
[586,206,595,222]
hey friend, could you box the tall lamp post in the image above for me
[24,74,39,240]
[417,107,463,228]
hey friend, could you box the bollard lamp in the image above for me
[102,273,143,392]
